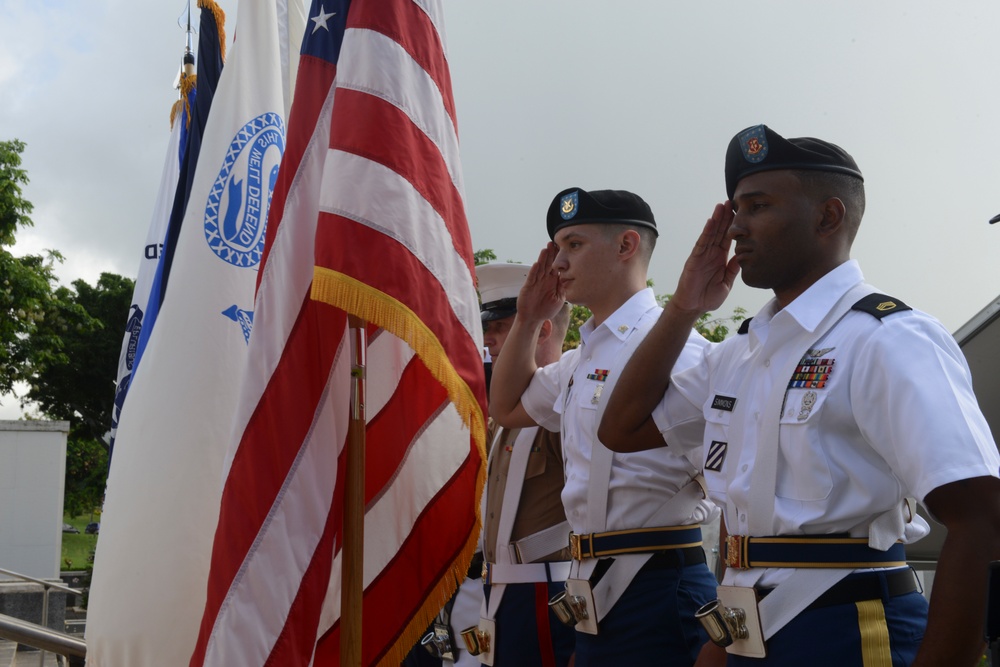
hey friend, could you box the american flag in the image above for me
[190,0,487,664]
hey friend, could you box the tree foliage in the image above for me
[0,139,75,399]
[25,273,134,444]
[473,248,496,266]
[0,139,33,244]
[64,438,109,518]
[691,306,748,343]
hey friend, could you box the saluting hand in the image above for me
[670,202,740,315]
[517,243,566,323]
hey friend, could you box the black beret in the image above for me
[546,187,657,240]
[725,125,863,200]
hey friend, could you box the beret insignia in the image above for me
[560,191,579,220]
[739,125,769,164]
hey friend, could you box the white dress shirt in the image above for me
[655,260,1000,587]
[521,288,714,535]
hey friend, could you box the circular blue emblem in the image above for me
[204,112,286,267]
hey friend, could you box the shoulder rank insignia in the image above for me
[852,293,911,320]
[737,318,753,335]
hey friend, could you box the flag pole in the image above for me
[183,0,195,76]
[342,315,367,665]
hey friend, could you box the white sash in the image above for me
[575,323,704,622]
[483,425,570,621]
[730,282,875,639]
[589,480,706,621]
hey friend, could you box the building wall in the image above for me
[0,421,70,580]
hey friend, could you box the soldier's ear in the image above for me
[618,229,641,259]
[537,318,553,345]
[817,197,846,237]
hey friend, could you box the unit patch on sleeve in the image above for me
[705,440,728,472]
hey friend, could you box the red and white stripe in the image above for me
[192,1,485,665]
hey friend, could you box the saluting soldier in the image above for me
[468,262,575,666]
[489,189,719,665]
[600,125,1000,666]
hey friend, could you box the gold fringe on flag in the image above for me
[171,73,198,130]
[311,266,488,666]
[169,0,224,131]
[169,98,183,131]
[197,0,227,63]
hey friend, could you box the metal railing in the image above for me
[0,567,85,666]
[0,612,85,666]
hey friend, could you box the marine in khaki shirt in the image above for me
[474,262,574,667]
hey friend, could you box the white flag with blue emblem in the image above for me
[86,1,307,665]
[108,112,181,452]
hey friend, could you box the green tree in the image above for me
[473,248,497,266]
[0,139,73,399]
[0,139,33,244]
[692,306,748,343]
[64,438,109,518]
[25,273,134,444]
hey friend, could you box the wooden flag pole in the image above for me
[342,315,367,666]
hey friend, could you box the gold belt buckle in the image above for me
[569,532,581,560]
[725,534,748,570]
[568,532,594,560]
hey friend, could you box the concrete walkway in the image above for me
[0,640,65,666]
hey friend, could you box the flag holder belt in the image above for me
[482,561,572,586]
[569,525,703,560]
[724,535,907,570]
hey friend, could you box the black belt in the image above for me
[643,546,707,570]
[467,552,484,580]
[570,525,703,560]
[724,534,907,570]
[757,568,919,611]
[591,546,707,583]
